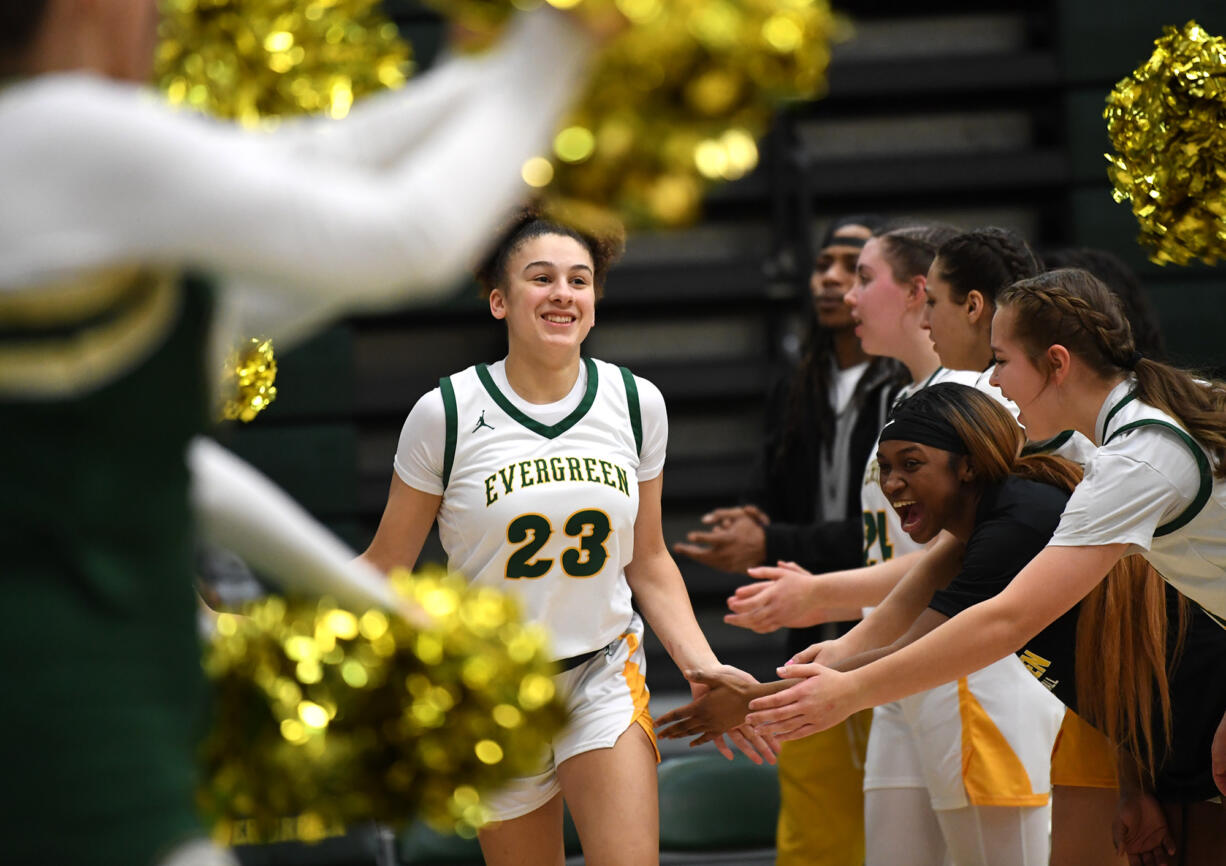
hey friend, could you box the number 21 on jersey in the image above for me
[505,509,612,579]
[862,509,893,565]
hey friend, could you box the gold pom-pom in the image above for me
[435,0,842,226]
[200,566,567,842]
[156,0,413,125]
[220,336,277,423]
[1105,20,1226,266]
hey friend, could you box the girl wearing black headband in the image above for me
[744,383,1226,865]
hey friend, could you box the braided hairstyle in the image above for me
[999,268,1226,477]
[877,223,961,285]
[935,227,1042,306]
[475,204,625,299]
[1041,247,1167,360]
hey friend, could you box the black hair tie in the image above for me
[1122,350,1144,370]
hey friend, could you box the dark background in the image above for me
[217,0,1226,687]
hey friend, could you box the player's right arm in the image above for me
[360,475,442,574]
[810,532,964,661]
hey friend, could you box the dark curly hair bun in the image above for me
[475,201,626,298]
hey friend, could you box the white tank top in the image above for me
[432,357,651,658]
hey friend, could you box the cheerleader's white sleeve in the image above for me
[0,10,594,345]
[188,437,403,612]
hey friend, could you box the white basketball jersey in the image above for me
[437,357,643,658]
[1088,390,1226,621]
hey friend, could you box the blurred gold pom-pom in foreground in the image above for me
[436,0,842,226]
[156,0,412,125]
[201,567,567,842]
[156,0,839,227]
[220,336,277,423]
[1105,20,1226,266]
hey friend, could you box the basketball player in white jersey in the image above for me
[361,209,770,866]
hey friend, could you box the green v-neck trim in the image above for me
[921,366,944,389]
[1099,390,1138,443]
[1021,429,1073,456]
[894,366,944,409]
[476,357,599,439]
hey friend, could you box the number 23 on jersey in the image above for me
[505,509,613,579]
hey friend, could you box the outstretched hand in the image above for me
[657,668,756,740]
[725,561,828,633]
[787,638,846,667]
[1112,790,1176,866]
[672,506,768,574]
[742,661,857,742]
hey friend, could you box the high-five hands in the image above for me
[741,660,858,743]
[655,665,784,763]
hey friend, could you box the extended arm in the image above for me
[724,549,925,633]
[359,473,443,574]
[626,475,720,674]
[822,532,963,659]
[4,11,593,344]
[627,475,776,763]
[844,544,1126,706]
[745,544,1127,738]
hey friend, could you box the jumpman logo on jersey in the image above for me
[472,411,495,433]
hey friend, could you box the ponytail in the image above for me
[999,269,1226,477]
[1074,555,1184,785]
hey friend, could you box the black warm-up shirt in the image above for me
[929,475,1226,801]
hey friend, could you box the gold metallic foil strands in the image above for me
[220,336,277,422]
[156,0,412,126]
[200,566,567,842]
[432,0,841,226]
[1105,20,1226,266]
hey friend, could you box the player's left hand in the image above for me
[743,662,854,742]
[1112,790,1176,866]
[1212,708,1226,797]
